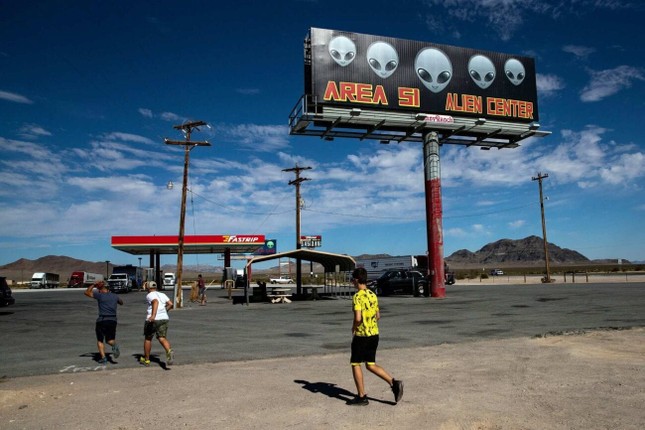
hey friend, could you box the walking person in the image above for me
[84,281,123,365]
[197,274,207,306]
[140,281,175,367]
[348,267,403,406]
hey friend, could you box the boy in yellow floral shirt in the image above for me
[349,267,403,406]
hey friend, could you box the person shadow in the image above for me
[80,352,117,364]
[136,354,169,370]
[294,380,395,405]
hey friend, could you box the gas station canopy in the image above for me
[111,235,266,255]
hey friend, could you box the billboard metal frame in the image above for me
[289,94,549,148]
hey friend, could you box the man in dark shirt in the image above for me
[85,281,123,365]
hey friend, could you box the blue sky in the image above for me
[1,0,644,269]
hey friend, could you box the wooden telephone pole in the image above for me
[532,172,551,283]
[283,164,311,297]
[165,121,211,308]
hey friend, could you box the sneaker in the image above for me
[112,344,120,359]
[166,349,174,365]
[347,395,369,406]
[392,379,404,403]
[98,357,108,365]
[139,356,150,367]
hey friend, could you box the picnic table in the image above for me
[267,286,292,303]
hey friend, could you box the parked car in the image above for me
[370,270,427,297]
[445,271,456,285]
[1,276,15,307]
[490,269,504,276]
[270,275,294,284]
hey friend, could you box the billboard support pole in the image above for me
[423,131,446,298]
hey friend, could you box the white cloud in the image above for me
[160,111,186,122]
[580,65,645,102]
[102,132,156,145]
[508,220,525,229]
[599,152,645,185]
[562,45,595,59]
[536,74,565,97]
[0,90,33,104]
[425,0,552,41]
[219,124,290,152]
[138,108,153,118]
[445,227,468,238]
[137,108,188,124]
[17,123,52,140]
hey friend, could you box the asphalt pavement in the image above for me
[2,282,643,378]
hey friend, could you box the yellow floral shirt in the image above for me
[352,289,380,337]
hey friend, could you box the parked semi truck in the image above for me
[354,255,419,280]
[111,264,145,291]
[107,273,131,293]
[68,271,104,288]
[30,272,60,289]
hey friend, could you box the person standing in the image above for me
[140,281,175,367]
[348,267,403,406]
[84,281,123,365]
[197,274,207,306]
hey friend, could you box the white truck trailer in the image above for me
[354,255,419,280]
[30,272,60,289]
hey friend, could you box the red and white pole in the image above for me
[423,131,446,298]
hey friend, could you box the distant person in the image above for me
[348,267,403,406]
[84,281,123,365]
[140,281,174,367]
[197,274,207,306]
[190,279,199,303]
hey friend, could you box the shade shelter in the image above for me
[244,249,356,305]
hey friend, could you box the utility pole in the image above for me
[532,172,551,283]
[283,164,311,297]
[165,121,211,308]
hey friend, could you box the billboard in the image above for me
[253,239,278,255]
[300,235,322,248]
[307,28,539,123]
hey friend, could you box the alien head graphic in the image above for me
[328,36,356,67]
[504,58,526,86]
[468,55,496,89]
[415,48,452,93]
[366,41,399,78]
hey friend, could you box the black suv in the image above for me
[1,276,16,307]
[370,270,427,297]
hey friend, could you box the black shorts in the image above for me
[350,335,379,365]
[95,320,117,342]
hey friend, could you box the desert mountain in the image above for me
[446,235,590,265]
[0,236,628,283]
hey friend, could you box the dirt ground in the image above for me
[1,327,643,429]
